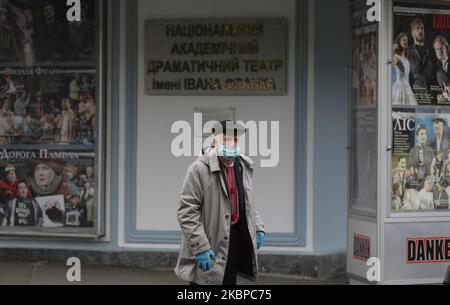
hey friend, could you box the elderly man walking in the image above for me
[175,121,265,285]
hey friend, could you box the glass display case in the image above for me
[348,0,450,284]
[0,0,106,238]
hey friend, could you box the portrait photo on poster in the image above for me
[391,3,450,214]
[392,108,450,212]
[392,4,450,106]
[0,149,97,229]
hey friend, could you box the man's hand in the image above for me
[195,249,216,272]
[256,231,266,250]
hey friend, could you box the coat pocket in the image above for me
[195,261,224,285]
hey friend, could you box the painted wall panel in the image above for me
[135,0,297,234]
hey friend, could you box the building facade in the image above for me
[0,0,350,280]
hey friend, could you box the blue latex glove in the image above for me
[256,231,266,250]
[195,249,216,272]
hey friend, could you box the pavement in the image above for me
[0,261,349,285]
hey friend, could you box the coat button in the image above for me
[224,236,229,240]
[225,214,230,220]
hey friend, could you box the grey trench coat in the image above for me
[174,148,265,285]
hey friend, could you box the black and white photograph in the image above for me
[0,0,96,66]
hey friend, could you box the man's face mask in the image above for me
[218,144,240,160]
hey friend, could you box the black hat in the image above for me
[211,120,247,136]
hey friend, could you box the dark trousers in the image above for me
[222,221,241,285]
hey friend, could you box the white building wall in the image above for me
[133,0,297,234]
